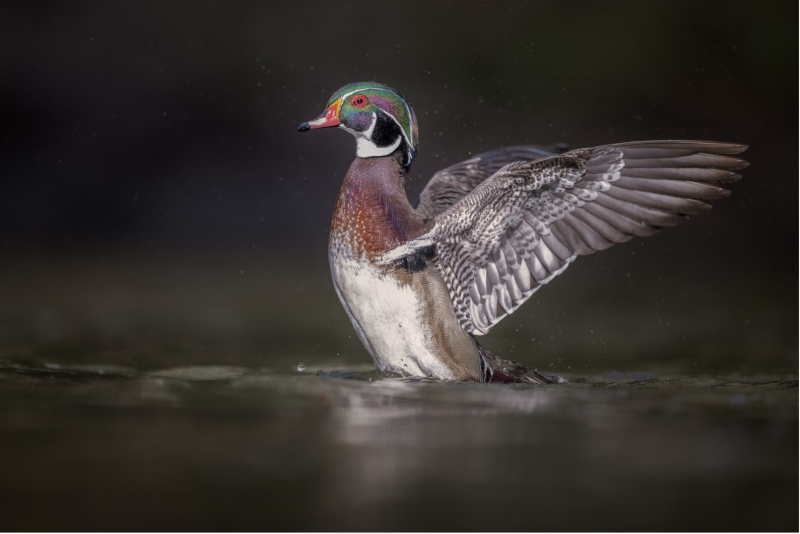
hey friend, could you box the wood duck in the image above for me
[298,82,747,383]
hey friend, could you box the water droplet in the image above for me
[297,362,306,372]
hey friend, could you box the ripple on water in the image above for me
[0,360,796,531]
[0,360,796,418]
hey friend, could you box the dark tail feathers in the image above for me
[477,343,553,384]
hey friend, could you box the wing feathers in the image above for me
[624,153,748,170]
[415,144,566,218]
[415,140,746,334]
[603,140,747,154]
[512,255,534,293]
[571,208,636,244]
[532,240,562,273]
[593,194,688,227]
[563,215,616,251]
[613,176,733,200]
[484,262,505,290]
[620,166,742,183]
[540,231,575,262]
[605,186,713,215]
[582,202,660,237]
[525,252,550,282]
[552,220,595,256]
[500,235,521,269]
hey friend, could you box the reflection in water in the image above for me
[0,362,796,531]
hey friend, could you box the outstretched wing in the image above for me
[414,144,567,219]
[402,140,748,335]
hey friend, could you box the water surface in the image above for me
[1,360,796,531]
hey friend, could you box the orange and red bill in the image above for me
[298,98,342,132]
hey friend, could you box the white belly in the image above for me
[329,255,458,380]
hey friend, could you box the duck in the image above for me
[298,81,747,383]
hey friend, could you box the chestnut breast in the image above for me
[330,155,432,260]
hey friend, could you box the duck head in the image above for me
[298,82,419,168]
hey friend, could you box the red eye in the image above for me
[351,95,368,108]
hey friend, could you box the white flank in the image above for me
[329,255,458,380]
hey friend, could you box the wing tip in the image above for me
[728,142,749,154]
[706,141,748,155]
[723,158,750,171]
[719,171,744,184]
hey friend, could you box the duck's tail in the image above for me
[476,343,553,384]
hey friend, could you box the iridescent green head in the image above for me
[298,82,419,168]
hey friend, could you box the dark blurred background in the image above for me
[1,0,797,374]
[0,2,797,532]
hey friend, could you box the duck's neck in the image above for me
[331,154,429,259]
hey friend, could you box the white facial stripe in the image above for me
[338,112,376,139]
[363,112,378,139]
[339,87,382,101]
[338,87,414,147]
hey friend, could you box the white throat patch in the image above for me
[356,134,402,158]
[340,112,403,159]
